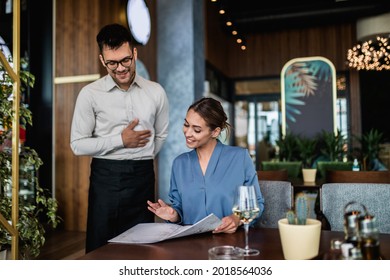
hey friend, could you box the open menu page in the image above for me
[108,213,222,244]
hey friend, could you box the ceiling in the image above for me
[214,0,390,35]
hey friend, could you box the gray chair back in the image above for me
[321,183,390,233]
[256,180,293,228]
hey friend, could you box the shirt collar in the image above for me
[104,73,143,92]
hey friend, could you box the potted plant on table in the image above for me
[296,135,318,182]
[278,193,322,259]
[0,57,61,259]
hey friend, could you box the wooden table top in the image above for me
[78,227,390,260]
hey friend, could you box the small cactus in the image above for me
[286,192,308,225]
[286,210,295,224]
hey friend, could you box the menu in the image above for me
[108,213,222,244]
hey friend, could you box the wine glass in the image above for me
[232,185,260,256]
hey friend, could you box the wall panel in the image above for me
[221,24,356,78]
[205,0,356,78]
[54,0,100,231]
[54,83,90,231]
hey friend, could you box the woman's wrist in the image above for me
[168,210,179,223]
[231,214,242,227]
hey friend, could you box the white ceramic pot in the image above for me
[278,218,321,260]
[302,168,317,182]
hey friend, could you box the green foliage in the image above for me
[276,132,299,162]
[296,135,317,168]
[0,58,34,133]
[0,182,60,259]
[286,193,308,225]
[317,129,346,162]
[0,58,61,259]
[357,128,383,159]
[355,128,386,171]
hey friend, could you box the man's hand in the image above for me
[121,118,151,148]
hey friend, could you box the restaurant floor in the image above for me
[37,230,86,260]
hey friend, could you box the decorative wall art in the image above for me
[281,56,337,138]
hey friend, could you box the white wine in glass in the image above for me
[232,185,260,256]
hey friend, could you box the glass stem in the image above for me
[244,222,250,251]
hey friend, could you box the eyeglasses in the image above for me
[103,55,134,70]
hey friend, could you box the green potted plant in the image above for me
[318,129,345,162]
[0,57,61,259]
[355,128,387,171]
[262,132,302,179]
[316,129,352,178]
[276,132,299,162]
[296,135,318,182]
[278,193,322,259]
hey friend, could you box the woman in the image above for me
[148,97,264,233]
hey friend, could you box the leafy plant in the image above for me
[317,129,346,162]
[355,128,386,171]
[276,132,299,162]
[296,135,318,168]
[0,57,61,259]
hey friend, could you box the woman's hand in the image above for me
[147,199,179,223]
[212,214,242,234]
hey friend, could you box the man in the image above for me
[70,23,169,253]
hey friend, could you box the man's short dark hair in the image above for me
[96,23,134,52]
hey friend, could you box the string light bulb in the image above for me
[347,36,390,70]
[214,1,247,50]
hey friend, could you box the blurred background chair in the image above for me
[256,180,293,228]
[325,170,390,183]
[321,183,390,233]
[257,170,289,181]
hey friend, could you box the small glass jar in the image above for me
[359,214,381,260]
[323,238,343,260]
